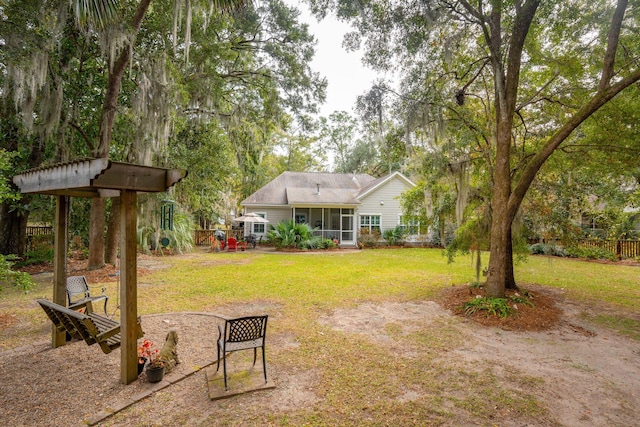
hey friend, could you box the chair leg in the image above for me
[102,297,109,316]
[252,347,257,366]
[262,346,267,383]
[223,354,228,391]
[216,346,221,372]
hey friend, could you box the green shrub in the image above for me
[528,243,566,257]
[161,213,195,254]
[464,297,514,318]
[0,254,35,293]
[320,238,337,249]
[16,246,54,267]
[463,293,534,318]
[382,225,406,246]
[267,219,322,250]
[565,246,617,261]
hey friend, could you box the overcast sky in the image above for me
[286,0,380,117]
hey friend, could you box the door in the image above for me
[340,209,354,245]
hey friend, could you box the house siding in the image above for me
[357,177,412,232]
[239,207,291,236]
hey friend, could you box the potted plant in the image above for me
[137,338,165,382]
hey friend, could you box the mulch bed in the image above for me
[438,283,562,332]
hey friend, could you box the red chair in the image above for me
[227,237,238,251]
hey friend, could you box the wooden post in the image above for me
[52,195,69,347]
[120,190,139,384]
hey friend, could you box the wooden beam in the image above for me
[13,158,110,194]
[52,195,68,347]
[13,159,186,195]
[120,189,139,384]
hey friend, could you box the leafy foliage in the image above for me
[565,246,617,261]
[528,243,567,257]
[0,254,35,293]
[266,219,322,249]
[161,213,195,255]
[463,293,534,319]
[382,225,406,246]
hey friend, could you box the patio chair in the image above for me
[66,275,109,315]
[216,315,268,391]
[227,237,238,252]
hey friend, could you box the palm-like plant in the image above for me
[267,219,322,250]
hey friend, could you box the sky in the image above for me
[287,1,380,117]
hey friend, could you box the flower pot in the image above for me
[138,358,147,376]
[146,365,165,383]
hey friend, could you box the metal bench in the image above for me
[36,298,143,354]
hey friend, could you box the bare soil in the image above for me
[2,255,639,426]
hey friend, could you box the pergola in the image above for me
[13,158,187,384]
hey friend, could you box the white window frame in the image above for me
[251,212,267,234]
[360,214,381,232]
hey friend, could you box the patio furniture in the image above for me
[216,315,268,391]
[66,275,109,315]
[227,237,238,252]
[36,298,143,354]
[244,234,262,248]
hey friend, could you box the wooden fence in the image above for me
[576,239,640,259]
[25,226,54,252]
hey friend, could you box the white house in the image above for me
[239,171,416,246]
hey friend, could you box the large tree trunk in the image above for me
[0,198,30,256]
[86,0,152,269]
[105,196,121,266]
[505,224,517,290]
[484,126,512,298]
[87,198,106,269]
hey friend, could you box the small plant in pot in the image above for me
[137,338,166,382]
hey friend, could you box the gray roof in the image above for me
[241,172,377,206]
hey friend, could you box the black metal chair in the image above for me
[216,315,268,391]
[66,275,109,315]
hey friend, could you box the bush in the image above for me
[565,246,617,261]
[463,293,533,318]
[0,254,35,293]
[16,246,55,267]
[528,243,567,257]
[358,228,381,248]
[267,219,322,250]
[382,225,406,246]
[319,238,337,249]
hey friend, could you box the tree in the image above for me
[2,0,325,261]
[313,0,640,297]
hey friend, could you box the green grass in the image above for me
[514,254,640,310]
[2,248,639,426]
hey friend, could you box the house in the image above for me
[239,171,416,247]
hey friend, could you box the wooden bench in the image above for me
[36,298,143,354]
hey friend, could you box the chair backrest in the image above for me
[225,315,268,344]
[227,237,238,250]
[66,275,90,304]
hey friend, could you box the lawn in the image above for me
[1,247,639,426]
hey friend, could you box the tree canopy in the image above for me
[310,0,640,296]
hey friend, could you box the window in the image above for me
[252,213,267,234]
[399,215,420,235]
[360,215,381,232]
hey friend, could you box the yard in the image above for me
[1,247,639,426]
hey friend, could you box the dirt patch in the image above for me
[319,295,640,426]
[0,313,17,329]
